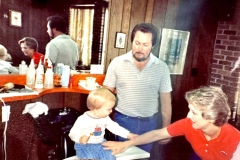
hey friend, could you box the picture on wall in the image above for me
[115,32,126,49]
[9,10,22,27]
[159,28,190,74]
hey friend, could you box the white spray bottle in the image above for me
[34,59,44,89]
[26,59,36,88]
[44,62,54,88]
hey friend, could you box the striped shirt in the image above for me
[103,51,172,117]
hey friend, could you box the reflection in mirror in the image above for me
[69,7,94,67]
[69,1,108,71]
[2,0,109,75]
[0,44,19,74]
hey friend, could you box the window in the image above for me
[69,1,108,68]
[69,7,94,66]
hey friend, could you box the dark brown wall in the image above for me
[0,0,68,65]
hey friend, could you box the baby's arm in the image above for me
[106,116,139,139]
[79,135,89,144]
[79,133,93,144]
[127,133,138,140]
[69,114,91,143]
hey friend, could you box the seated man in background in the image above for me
[0,44,18,74]
[45,15,79,71]
[18,37,44,68]
[103,86,240,160]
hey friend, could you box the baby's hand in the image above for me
[127,133,138,140]
[79,135,90,144]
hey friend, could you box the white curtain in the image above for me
[69,8,94,66]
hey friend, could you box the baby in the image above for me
[0,44,18,74]
[69,88,137,160]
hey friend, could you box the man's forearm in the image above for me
[160,92,172,127]
[161,106,172,127]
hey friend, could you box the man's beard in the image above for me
[133,52,150,62]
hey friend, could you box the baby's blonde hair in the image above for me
[87,88,116,110]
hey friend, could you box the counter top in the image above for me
[0,74,105,102]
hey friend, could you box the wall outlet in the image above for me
[2,105,10,122]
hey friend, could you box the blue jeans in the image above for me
[74,142,116,160]
[114,111,159,152]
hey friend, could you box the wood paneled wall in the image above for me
[0,0,68,65]
[105,0,230,121]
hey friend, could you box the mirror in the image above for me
[1,0,109,75]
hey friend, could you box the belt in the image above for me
[114,110,157,121]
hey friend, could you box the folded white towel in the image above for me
[22,102,48,118]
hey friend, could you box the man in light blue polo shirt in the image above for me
[45,15,79,71]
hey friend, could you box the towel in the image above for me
[22,102,48,118]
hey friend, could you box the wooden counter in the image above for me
[1,74,105,102]
[0,74,105,160]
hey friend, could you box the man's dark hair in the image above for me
[47,15,67,33]
[131,23,158,46]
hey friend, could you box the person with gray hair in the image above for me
[103,86,240,160]
[0,44,18,74]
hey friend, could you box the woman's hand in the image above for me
[102,141,129,155]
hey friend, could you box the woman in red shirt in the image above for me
[103,86,240,160]
[18,37,44,68]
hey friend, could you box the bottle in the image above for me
[55,63,64,74]
[69,71,74,88]
[61,65,70,87]
[44,66,54,88]
[36,59,44,75]
[54,63,62,87]
[26,59,36,89]
[34,59,44,89]
[44,58,48,72]
[19,60,28,74]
